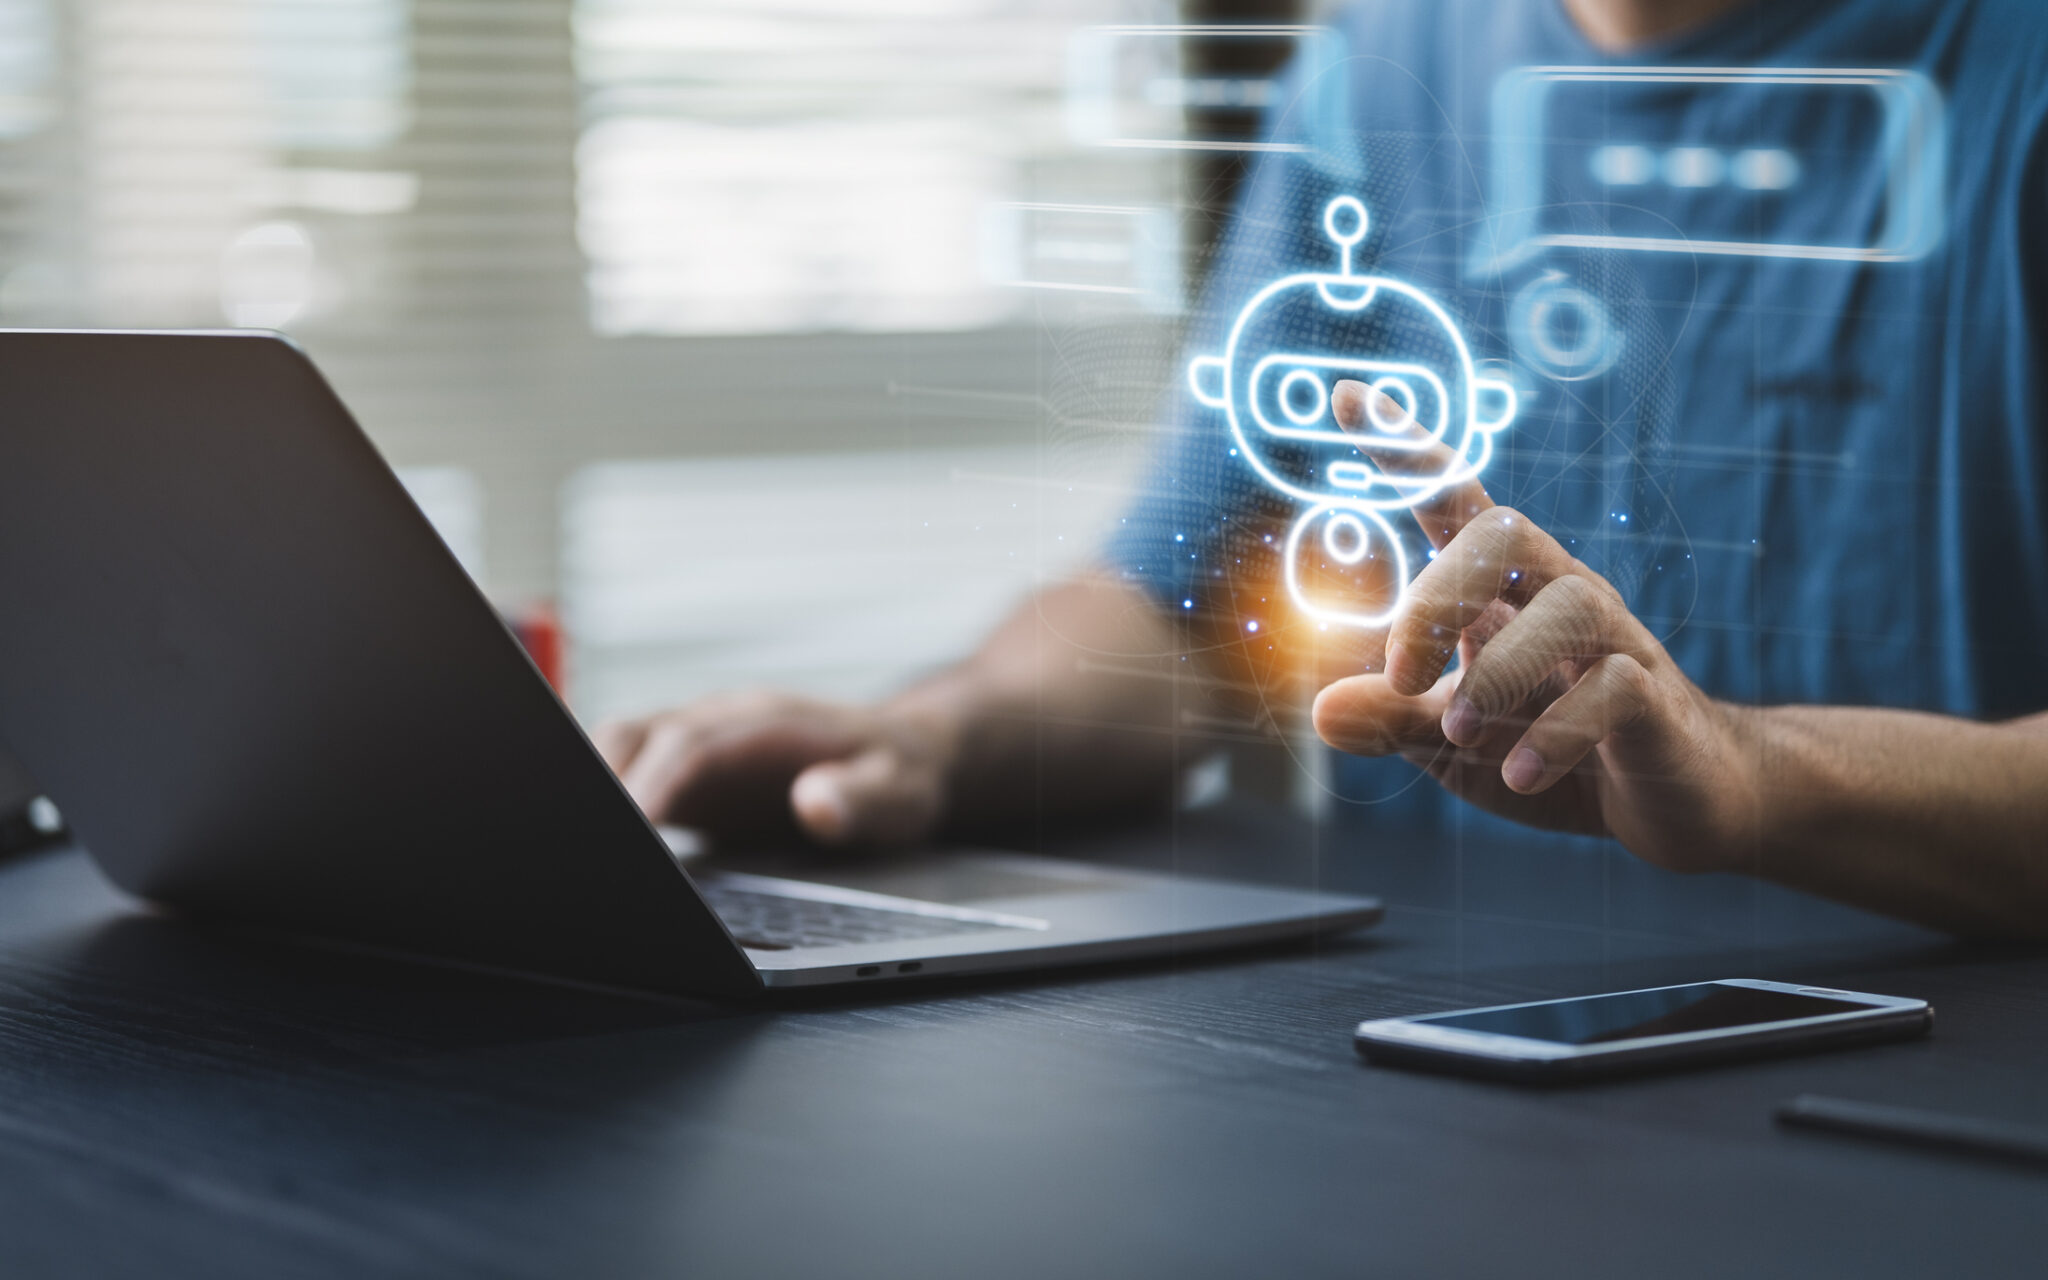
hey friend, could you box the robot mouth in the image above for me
[1327,459,1465,500]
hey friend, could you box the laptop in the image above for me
[0,330,1380,997]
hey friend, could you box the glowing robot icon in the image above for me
[1187,196,1518,627]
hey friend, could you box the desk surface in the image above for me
[0,808,2042,1279]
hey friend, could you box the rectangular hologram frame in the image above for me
[1476,66,1947,274]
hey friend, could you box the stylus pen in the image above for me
[1776,1094,2048,1169]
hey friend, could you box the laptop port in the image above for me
[897,962,922,974]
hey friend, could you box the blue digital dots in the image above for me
[1588,144,1799,193]
[1588,144,1656,186]
[1662,146,1726,188]
[1731,147,1800,191]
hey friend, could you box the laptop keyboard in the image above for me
[697,876,1030,951]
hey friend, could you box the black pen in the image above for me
[1776,1093,2048,1169]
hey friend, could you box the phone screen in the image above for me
[1414,983,1868,1046]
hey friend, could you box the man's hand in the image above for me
[594,692,960,847]
[1311,380,1760,873]
[591,573,1188,852]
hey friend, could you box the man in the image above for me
[597,0,2048,938]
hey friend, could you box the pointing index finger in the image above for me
[1330,379,1494,550]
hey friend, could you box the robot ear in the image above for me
[1187,356,1228,409]
[1472,377,1518,433]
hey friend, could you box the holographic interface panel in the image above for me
[1188,196,1517,629]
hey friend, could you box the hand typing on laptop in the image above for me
[594,690,958,848]
[593,571,1210,850]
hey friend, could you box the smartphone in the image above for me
[1354,979,1931,1082]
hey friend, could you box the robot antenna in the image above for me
[1323,196,1369,250]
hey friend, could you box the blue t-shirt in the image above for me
[1108,0,2048,846]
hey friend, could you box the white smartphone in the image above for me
[1354,978,1932,1082]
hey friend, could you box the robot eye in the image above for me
[1277,368,1328,426]
[1365,376,1417,431]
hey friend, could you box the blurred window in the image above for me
[0,0,51,139]
[256,0,412,151]
[13,0,418,327]
[562,446,1133,717]
[0,0,1174,626]
[573,0,1124,336]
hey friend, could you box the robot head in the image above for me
[1188,196,1517,512]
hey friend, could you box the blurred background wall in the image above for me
[0,0,1308,742]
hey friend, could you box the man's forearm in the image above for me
[882,574,1195,836]
[874,569,2048,939]
[1737,705,2048,937]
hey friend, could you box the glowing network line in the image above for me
[1188,195,1517,628]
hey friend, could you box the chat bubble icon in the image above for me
[1473,65,1945,276]
[1066,25,1349,163]
[981,202,1180,312]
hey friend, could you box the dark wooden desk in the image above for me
[0,807,2041,1279]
